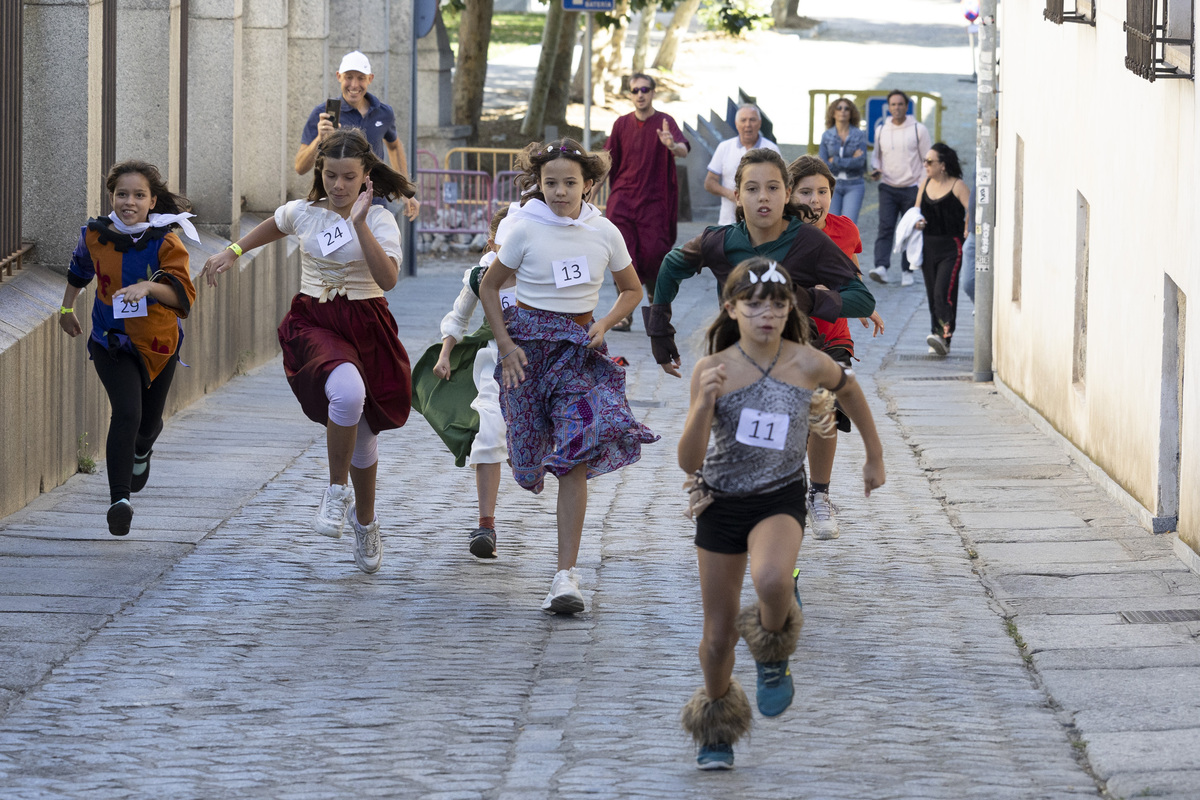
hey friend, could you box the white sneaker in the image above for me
[314,483,354,538]
[808,491,840,540]
[868,266,889,284]
[352,515,382,574]
[900,271,914,287]
[926,333,949,356]
[541,568,584,614]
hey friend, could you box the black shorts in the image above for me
[694,479,807,555]
[824,346,853,433]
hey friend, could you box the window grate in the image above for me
[1044,0,1096,25]
[1121,609,1200,624]
[1125,0,1195,81]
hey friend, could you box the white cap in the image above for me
[338,50,371,76]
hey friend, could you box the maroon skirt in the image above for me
[277,293,411,434]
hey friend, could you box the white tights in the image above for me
[324,363,378,469]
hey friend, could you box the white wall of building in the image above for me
[995,1,1198,544]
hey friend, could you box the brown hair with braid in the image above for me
[308,128,416,202]
[513,138,610,206]
[704,257,811,354]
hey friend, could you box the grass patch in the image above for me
[441,10,548,59]
[77,433,97,475]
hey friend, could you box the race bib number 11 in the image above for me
[735,408,789,451]
[552,256,590,289]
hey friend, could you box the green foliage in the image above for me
[77,433,97,475]
[698,0,771,37]
[441,9,551,59]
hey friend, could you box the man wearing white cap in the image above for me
[295,50,419,220]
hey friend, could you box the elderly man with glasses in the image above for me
[603,73,690,329]
[704,104,781,226]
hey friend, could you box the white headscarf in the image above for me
[107,211,201,243]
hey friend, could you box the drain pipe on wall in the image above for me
[973,0,997,383]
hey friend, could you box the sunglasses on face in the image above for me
[836,105,852,111]
[630,86,653,95]
[924,158,941,165]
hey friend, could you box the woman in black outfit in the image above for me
[914,142,971,355]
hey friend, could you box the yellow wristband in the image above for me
[227,243,243,257]
[60,306,74,315]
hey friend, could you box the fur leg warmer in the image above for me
[737,600,803,663]
[680,678,753,745]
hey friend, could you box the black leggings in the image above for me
[88,341,177,503]
[921,235,963,340]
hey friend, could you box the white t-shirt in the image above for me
[274,199,403,302]
[496,211,632,315]
[706,135,782,225]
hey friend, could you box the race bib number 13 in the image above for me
[735,408,789,451]
[318,218,353,257]
[552,256,590,289]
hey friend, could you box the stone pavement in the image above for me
[4,1,1200,797]
[2,237,1198,798]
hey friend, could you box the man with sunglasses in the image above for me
[603,73,691,329]
[704,104,780,225]
[867,90,930,287]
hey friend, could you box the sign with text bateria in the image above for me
[563,0,615,10]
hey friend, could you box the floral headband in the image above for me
[543,145,583,156]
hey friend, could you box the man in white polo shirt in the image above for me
[703,104,781,225]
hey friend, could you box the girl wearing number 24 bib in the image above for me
[675,257,884,771]
[479,139,659,616]
[201,129,417,575]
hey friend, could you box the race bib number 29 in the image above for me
[735,408,789,451]
[552,256,590,289]
[112,293,148,319]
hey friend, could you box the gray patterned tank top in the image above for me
[701,349,812,496]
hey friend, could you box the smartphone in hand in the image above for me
[325,98,341,128]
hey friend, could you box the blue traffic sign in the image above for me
[563,0,616,10]
[866,97,915,146]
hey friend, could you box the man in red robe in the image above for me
[603,73,690,326]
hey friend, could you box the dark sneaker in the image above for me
[755,659,794,717]
[696,742,735,770]
[131,450,152,493]
[107,499,133,537]
[469,526,497,559]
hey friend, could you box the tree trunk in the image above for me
[651,0,701,72]
[631,2,658,73]
[521,1,568,138]
[572,17,614,106]
[604,0,632,92]
[544,12,581,128]
[451,0,495,133]
[772,0,801,27]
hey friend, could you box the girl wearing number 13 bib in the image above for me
[676,257,884,770]
[479,139,659,615]
[201,129,417,575]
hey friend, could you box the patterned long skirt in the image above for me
[496,306,659,493]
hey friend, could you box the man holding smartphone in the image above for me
[295,50,419,220]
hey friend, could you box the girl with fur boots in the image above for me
[677,257,884,769]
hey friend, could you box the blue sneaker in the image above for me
[696,742,734,770]
[792,568,803,608]
[755,659,794,717]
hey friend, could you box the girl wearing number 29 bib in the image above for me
[479,139,659,616]
[59,160,198,537]
[201,129,417,576]
[675,257,884,771]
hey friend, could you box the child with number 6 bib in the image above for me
[59,160,198,536]
[411,205,518,559]
[479,139,658,614]
[201,128,416,574]
[676,257,884,770]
